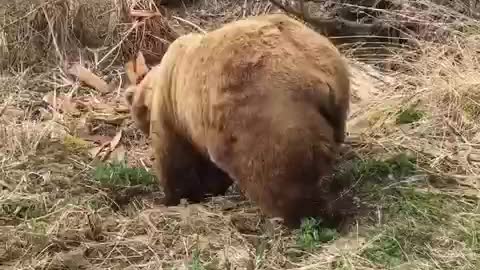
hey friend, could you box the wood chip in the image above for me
[110,130,123,151]
[68,64,110,93]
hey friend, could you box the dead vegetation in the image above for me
[1,0,480,269]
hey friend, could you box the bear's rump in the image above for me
[205,97,337,219]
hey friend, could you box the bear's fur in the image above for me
[125,51,234,203]
[125,13,352,228]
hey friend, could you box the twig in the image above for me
[172,16,207,34]
[0,97,12,118]
[130,10,163,17]
[114,69,124,98]
[97,21,142,66]
[41,6,64,63]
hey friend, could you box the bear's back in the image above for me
[170,14,345,146]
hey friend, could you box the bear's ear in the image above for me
[135,52,149,78]
[125,59,137,85]
[125,51,150,85]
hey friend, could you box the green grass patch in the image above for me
[333,153,417,201]
[462,97,480,120]
[353,153,416,182]
[363,235,404,267]
[360,187,480,268]
[189,246,205,270]
[254,240,267,269]
[395,106,425,124]
[63,135,91,152]
[296,217,338,251]
[1,198,47,219]
[86,197,110,210]
[332,152,480,268]
[93,160,156,188]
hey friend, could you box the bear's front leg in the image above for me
[198,157,234,197]
[151,121,206,205]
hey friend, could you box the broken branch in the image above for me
[68,64,111,93]
[269,0,386,37]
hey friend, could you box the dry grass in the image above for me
[0,0,180,72]
[1,0,480,269]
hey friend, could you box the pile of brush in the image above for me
[0,0,179,71]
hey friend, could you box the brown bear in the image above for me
[124,13,352,228]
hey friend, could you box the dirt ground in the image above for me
[1,0,480,269]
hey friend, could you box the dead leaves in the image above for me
[88,130,128,162]
[43,92,79,116]
[38,64,134,164]
[89,130,127,162]
[42,92,128,118]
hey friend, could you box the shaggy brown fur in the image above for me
[125,53,234,203]
[125,13,352,228]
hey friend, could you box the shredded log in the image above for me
[269,0,387,37]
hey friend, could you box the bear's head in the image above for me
[124,52,152,135]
